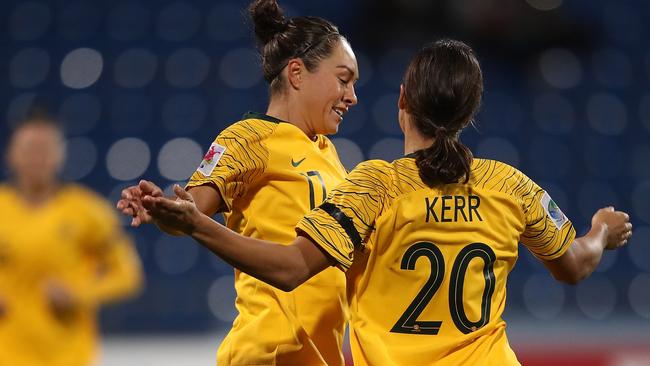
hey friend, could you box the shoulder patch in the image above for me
[197,142,226,176]
[540,191,568,229]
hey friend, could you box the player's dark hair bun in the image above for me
[249,0,288,45]
[247,0,344,93]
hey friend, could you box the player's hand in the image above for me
[44,280,79,323]
[142,184,202,235]
[117,180,164,227]
[591,207,632,250]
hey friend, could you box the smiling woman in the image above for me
[117,0,358,365]
[129,39,632,366]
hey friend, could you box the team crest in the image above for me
[540,191,567,229]
[197,143,226,176]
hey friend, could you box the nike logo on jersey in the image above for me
[291,157,306,167]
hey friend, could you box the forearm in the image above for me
[84,243,143,305]
[156,222,185,236]
[545,223,607,284]
[189,213,311,291]
[159,186,224,236]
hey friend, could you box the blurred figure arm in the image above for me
[78,195,144,306]
[542,207,632,285]
[47,234,143,316]
[82,233,143,305]
[41,192,144,322]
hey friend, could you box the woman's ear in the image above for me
[287,58,304,90]
[398,84,408,133]
[398,84,407,110]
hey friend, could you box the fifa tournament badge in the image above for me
[197,143,226,176]
[540,191,568,229]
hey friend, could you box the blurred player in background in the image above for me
[0,113,143,366]
[131,39,632,365]
[118,0,358,364]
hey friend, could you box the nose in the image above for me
[344,83,358,106]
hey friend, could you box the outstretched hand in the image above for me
[142,184,203,235]
[116,180,164,227]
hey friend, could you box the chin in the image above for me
[316,123,339,136]
[325,124,339,135]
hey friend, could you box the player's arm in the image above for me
[143,185,332,291]
[119,125,266,231]
[542,207,632,285]
[84,198,145,305]
[47,235,143,319]
[82,233,144,304]
[53,197,145,314]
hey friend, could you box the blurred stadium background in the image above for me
[1,0,649,365]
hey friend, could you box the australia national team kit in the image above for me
[298,157,575,366]
[187,112,349,365]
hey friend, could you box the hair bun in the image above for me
[249,0,289,45]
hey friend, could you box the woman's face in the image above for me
[7,123,64,187]
[299,39,359,135]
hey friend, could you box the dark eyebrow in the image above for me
[336,65,359,81]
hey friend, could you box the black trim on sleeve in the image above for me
[319,202,363,248]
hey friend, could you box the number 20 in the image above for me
[390,242,496,335]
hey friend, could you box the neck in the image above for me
[13,179,59,206]
[266,96,316,140]
[403,122,435,155]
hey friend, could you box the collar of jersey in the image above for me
[243,111,327,146]
[243,111,286,124]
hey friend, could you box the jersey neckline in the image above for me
[243,111,286,124]
[243,111,331,147]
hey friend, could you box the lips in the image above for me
[332,107,346,120]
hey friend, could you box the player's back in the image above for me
[300,156,575,365]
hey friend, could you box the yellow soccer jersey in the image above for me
[0,184,142,366]
[186,112,348,366]
[297,157,576,366]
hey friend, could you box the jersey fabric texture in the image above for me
[0,184,141,366]
[297,157,576,366]
[186,112,349,366]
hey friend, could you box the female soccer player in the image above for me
[133,39,632,365]
[0,115,142,366]
[118,0,358,364]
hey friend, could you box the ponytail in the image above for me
[414,130,473,186]
[403,39,482,187]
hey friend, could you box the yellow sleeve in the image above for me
[86,233,143,305]
[77,192,143,306]
[517,172,576,260]
[296,160,392,270]
[185,120,274,211]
